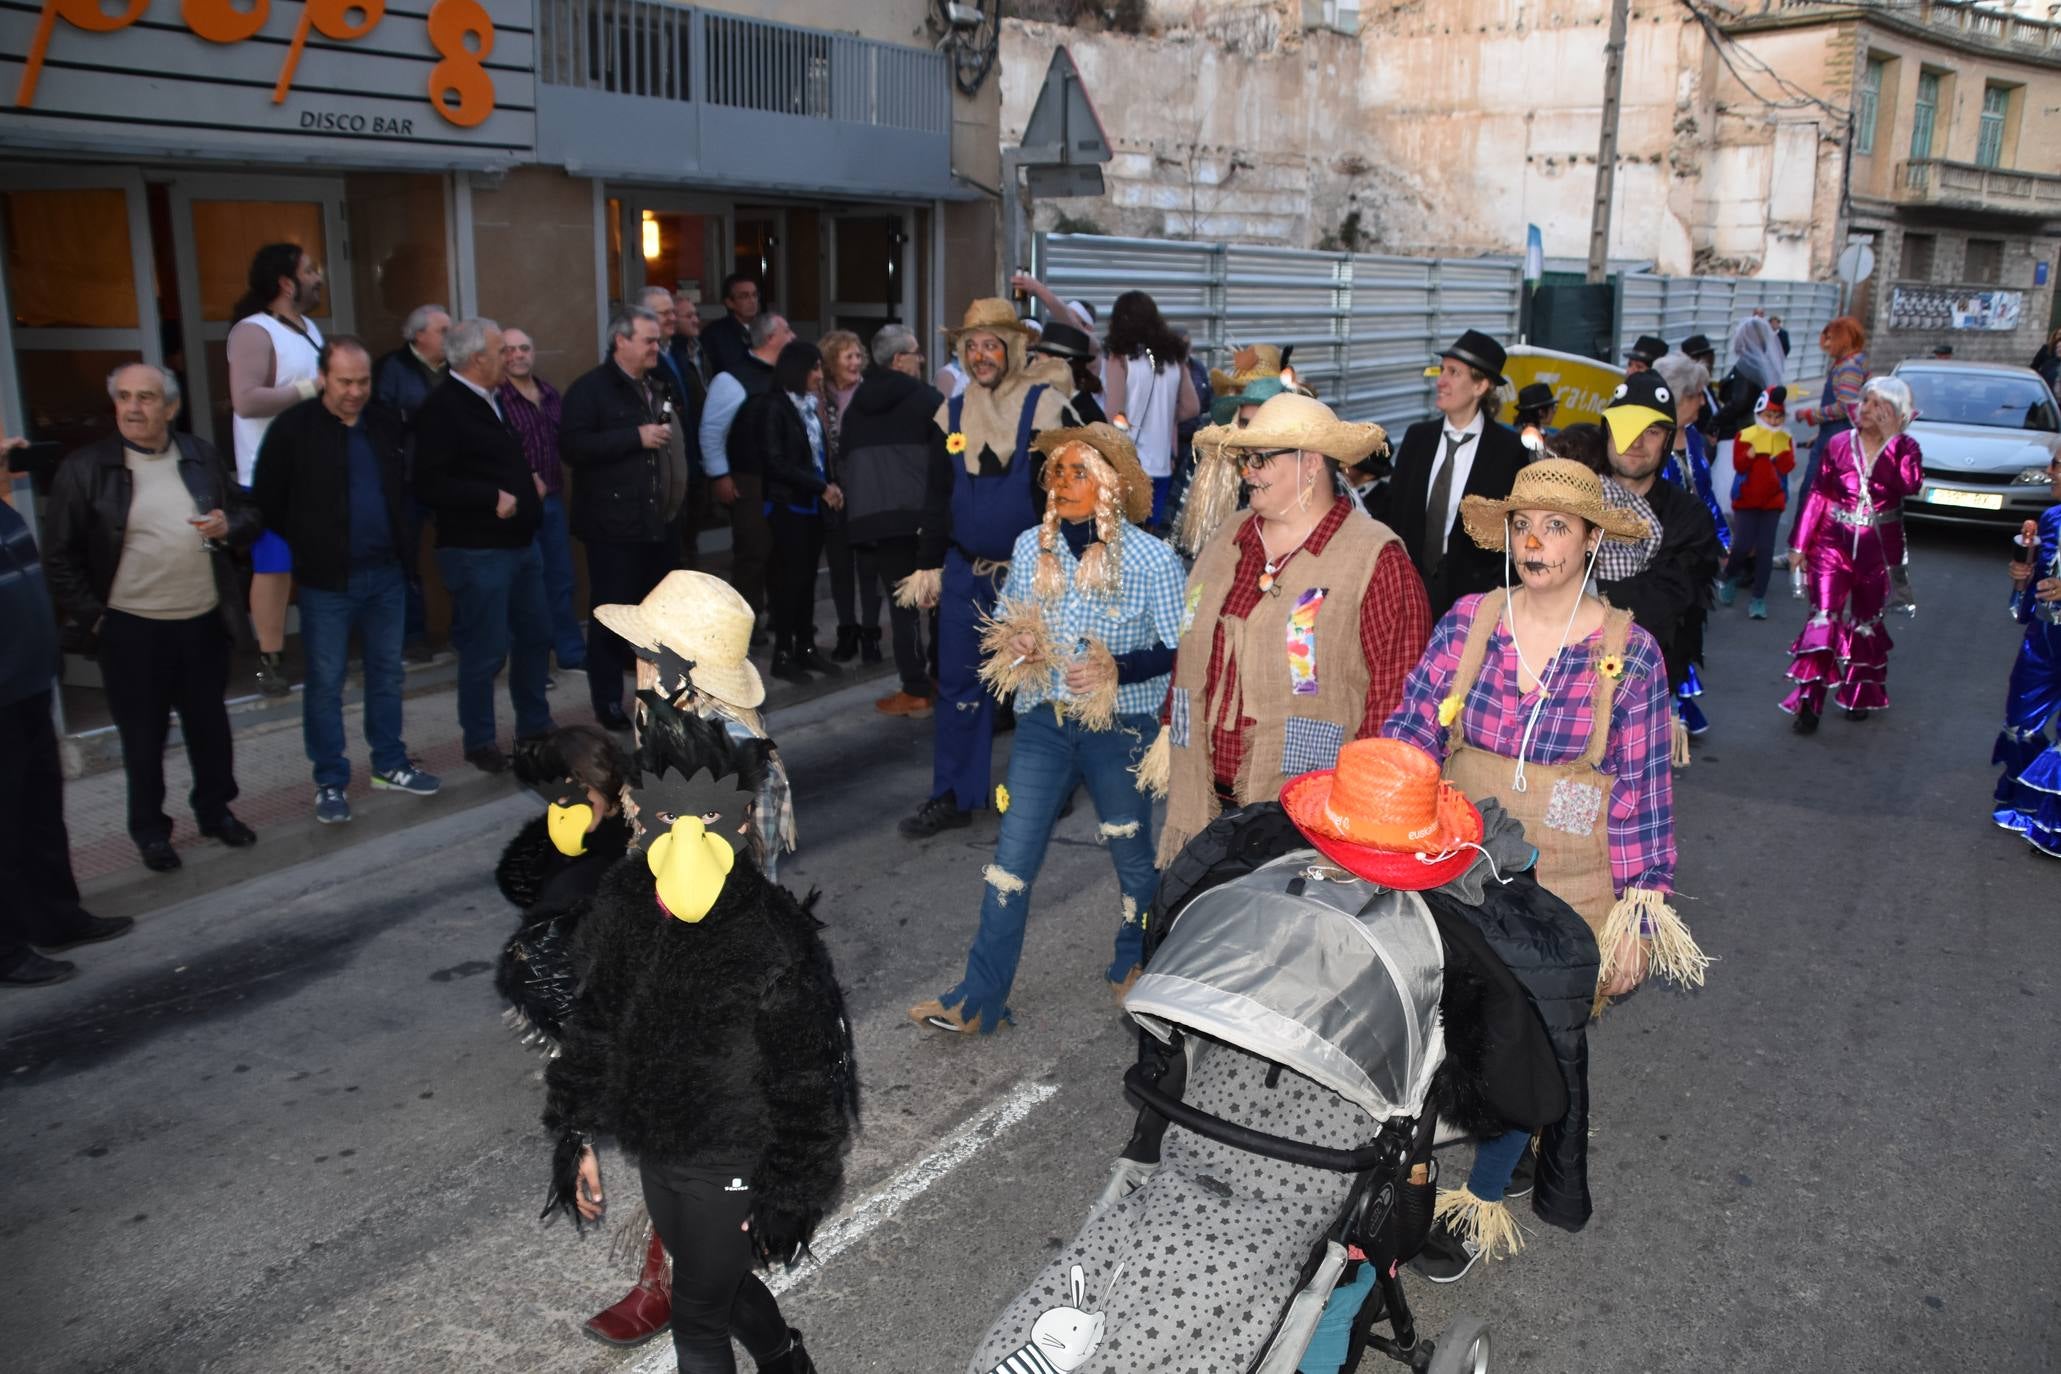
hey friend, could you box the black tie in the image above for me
[1425,431,1465,564]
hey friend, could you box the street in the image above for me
[2,519,2056,1374]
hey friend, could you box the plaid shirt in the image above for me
[1161,496,1433,790]
[499,377,565,494]
[1595,477,1660,582]
[1383,592,1677,894]
[998,523,1188,718]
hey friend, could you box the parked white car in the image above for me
[1894,360,2061,528]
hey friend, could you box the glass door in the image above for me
[165,175,352,448]
[827,207,916,345]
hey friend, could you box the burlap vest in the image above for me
[1441,590,1633,936]
[1159,504,1397,865]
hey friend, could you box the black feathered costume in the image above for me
[494,809,631,1047]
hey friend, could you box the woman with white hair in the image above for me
[1780,376,1926,734]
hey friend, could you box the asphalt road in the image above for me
[2,518,2056,1374]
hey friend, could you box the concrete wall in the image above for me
[344,174,453,359]
[469,167,602,388]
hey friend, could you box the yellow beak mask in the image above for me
[546,784,595,857]
[630,756,758,925]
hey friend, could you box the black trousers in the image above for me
[765,505,825,648]
[0,690,88,963]
[727,474,772,618]
[638,1159,789,1374]
[865,536,930,697]
[583,535,677,714]
[822,509,882,634]
[97,609,237,846]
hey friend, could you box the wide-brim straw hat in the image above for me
[1033,423,1156,526]
[1280,738,1484,891]
[1459,458,1651,551]
[1207,343,1286,396]
[1191,392,1388,466]
[943,297,1035,343]
[593,570,765,709]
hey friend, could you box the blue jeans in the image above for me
[535,493,586,668]
[403,500,431,643]
[434,544,555,753]
[938,707,1160,1031]
[299,564,410,789]
[1468,1126,1532,1202]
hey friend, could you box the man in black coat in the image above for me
[559,305,689,730]
[1383,330,1526,617]
[837,325,945,715]
[44,363,261,873]
[701,272,761,380]
[254,336,440,822]
[413,317,555,774]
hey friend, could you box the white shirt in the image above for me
[1432,407,1486,542]
[698,371,747,479]
[230,311,324,486]
[453,369,503,422]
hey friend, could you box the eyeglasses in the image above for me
[1235,448,1297,475]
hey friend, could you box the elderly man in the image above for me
[560,305,688,730]
[702,271,761,379]
[498,326,584,672]
[637,286,708,569]
[254,337,439,824]
[375,303,451,660]
[45,364,261,872]
[414,318,556,774]
[897,298,1078,839]
[698,310,795,632]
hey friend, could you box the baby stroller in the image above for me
[969,803,1551,1374]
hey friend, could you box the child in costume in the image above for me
[1718,386,1797,619]
[542,699,857,1374]
[908,424,1186,1034]
[1993,465,2061,857]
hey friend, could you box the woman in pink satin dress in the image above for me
[1781,376,1926,733]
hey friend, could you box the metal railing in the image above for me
[1754,0,2061,53]
[1898,158,2061,211]
[1615,272,1841,401]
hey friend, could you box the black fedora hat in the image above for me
[1515,381,1556,412]
[1030,321,1095,361]
[1624,334,1669,366]
[1678,333,1714,359]
[1436,329,1507,386]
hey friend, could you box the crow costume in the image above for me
[543,700,857,1374]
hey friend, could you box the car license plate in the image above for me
[1921,485,2003,510]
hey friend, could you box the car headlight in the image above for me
[2020,465,2059,484]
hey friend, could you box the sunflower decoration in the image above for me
[994,783,1011,814]
[1596,653,1625,681]
[945,431,969,456]
[1437,693,1465,728]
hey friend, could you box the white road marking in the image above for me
[628,1078,1062,1373]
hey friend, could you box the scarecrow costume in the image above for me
[1993,501,2061,856]
[542,698,856,1374]
[896,299,1078,833]
[910,424,1186,1034]
[1170,343,1297,558]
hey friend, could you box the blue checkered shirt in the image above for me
[998,524,1188,719]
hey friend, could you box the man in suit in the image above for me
[412,317,556,774]
[701,272,760,380]
[1384,330,1526,617]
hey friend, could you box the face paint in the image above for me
[546,782,596,856]
[629,763,757,923]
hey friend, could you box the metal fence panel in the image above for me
[1615,272,1840,404]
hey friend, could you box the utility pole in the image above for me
[1587,0,1631,284]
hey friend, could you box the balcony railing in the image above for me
[1741,1,2061,55]
[1897,158,2061,215]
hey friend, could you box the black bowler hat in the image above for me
[1030,321,1095,361]
[1624,334,1669,366]
[1678,333,1714,359]
[1515,381,1556,412]
[1436,329,1507,386]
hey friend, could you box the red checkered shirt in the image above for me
[1162,497,1432,791]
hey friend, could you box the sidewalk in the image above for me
[66,592,904,918]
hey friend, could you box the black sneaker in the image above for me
[898,796,971,839]
[769,653,811,684]
[201,814,257,848]
[40,914,135,952]
[466,744,510,775]
[139,839,182,872]
[793,644,842,677]
[1505,1147,1536,1201]
[1409,1214,1482,1284]
[0,950,78,987]
[1791,707,1820,736]
[255,651,292,698]
[594,702,632,733]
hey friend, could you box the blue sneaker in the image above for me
[1716,580,1736,607]
[371,762,442,796]
[1748,597,1767,619]
[314,786,352,824]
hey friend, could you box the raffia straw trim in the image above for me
[1132,725,1171,798]
[607,1204,666,1276]
[1068,639,1119,732]
[1670,715,1692,769]
[976,603,1058,701]
[1596,887,1711,1008]
[1434,1185,1525,1260]
[894,567,941,609]
[1174,449,1243,557]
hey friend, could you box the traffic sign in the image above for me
[1837,241,1876,285]
[1020,47,1110,165]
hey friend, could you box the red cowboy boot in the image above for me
[582,1229,671,1345]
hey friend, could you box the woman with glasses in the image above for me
[1140,393,1432,866]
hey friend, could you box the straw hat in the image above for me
[1206,343,1285,397]
[1033,423,1155,525]
[1458,458,1652,551]
[1191,392,1389,466]
[943,297,1035,343]
[593,571,765,710]
[1280,738,1485,891]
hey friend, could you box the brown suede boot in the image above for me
[582,1228,672,1345]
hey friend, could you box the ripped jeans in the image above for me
[937,706,1160,1032]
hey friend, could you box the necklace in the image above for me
[1255,518,1317,593]
[268,310,316,347]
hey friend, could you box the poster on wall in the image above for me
[1889,286,2025,332]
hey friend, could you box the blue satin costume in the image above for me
[1660,429,1728,735]
[1993,504,2061,857]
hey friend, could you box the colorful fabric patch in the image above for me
[1286,587,1327,697]
[1169,687,1191,748]
[1282,716,1345,776]
[1182,582,1205,635]
[1543,777,1606,837]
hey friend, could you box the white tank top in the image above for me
[1120,354,1182,478]
[230,311,325,486]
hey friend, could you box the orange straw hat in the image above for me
[1280,738,1484,890]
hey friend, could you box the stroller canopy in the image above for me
[1127,850,1444,1123]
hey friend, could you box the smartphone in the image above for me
[7,439,61,475]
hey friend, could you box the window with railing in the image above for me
[1900,231,1936,281]
[1964,237,2003,284]
[1976,84,2011,168]
[1911,70,1941,161]
[703,11,831,118]
[1856,57,1885,156]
